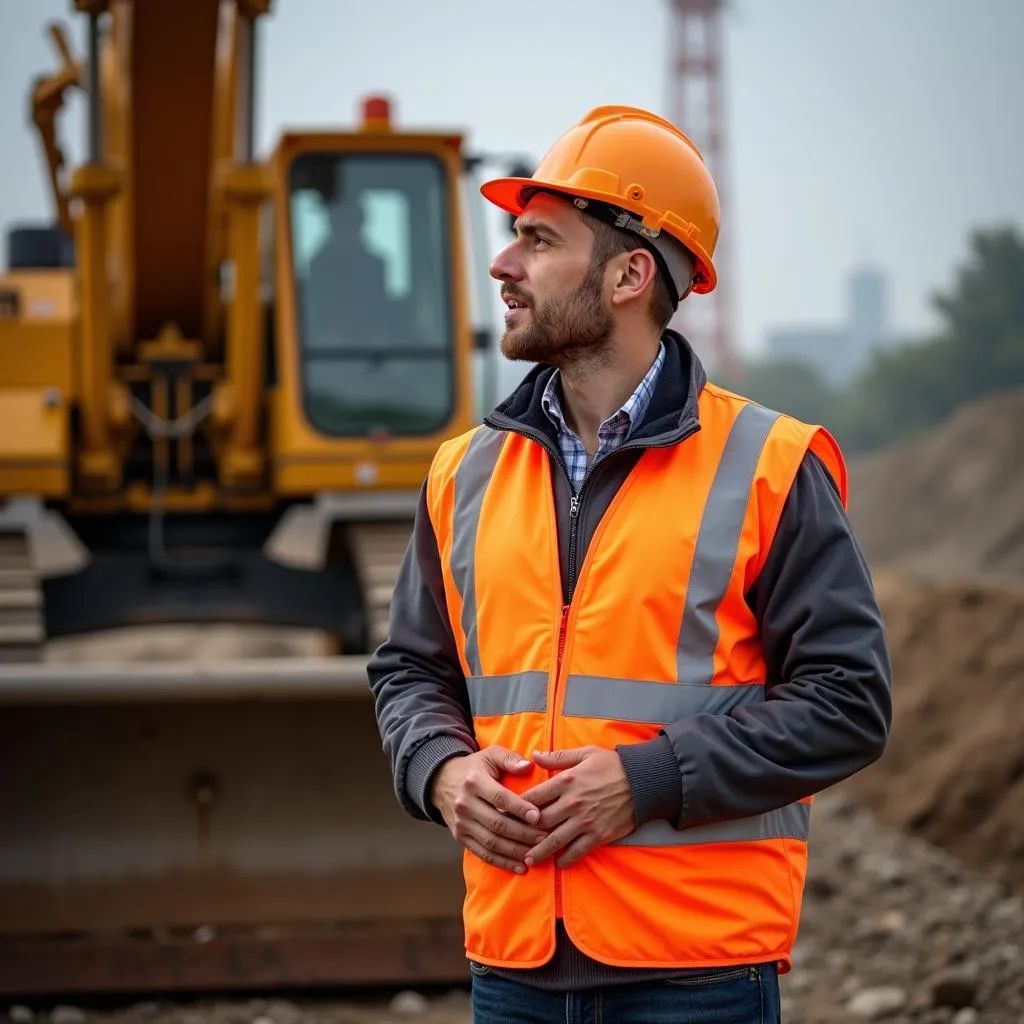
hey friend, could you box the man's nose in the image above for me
[489,242,525,283]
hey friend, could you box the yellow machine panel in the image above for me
[0,270,76,395]
[0,388,69,496]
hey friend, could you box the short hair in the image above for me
[580,210,676,331]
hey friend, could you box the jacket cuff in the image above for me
[616,732,683,826]
[406,734,474,824]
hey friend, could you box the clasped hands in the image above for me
[429,745,637,873]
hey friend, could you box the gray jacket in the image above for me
[367,331,892,837]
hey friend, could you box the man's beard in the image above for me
[500,260,614,366]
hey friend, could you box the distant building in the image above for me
[847,265,888,359]
[763,327,851,384]
[764,265,892,386]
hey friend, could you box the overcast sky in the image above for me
[2,0,1022,381]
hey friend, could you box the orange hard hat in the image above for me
[481,105,720,297]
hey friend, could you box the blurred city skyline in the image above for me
[1,0,1022,389]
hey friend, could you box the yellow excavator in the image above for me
[0,0,522,996]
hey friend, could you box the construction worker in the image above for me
[367,105,892,1023]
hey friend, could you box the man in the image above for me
[303,196,397,349]
[367,105,892,1023]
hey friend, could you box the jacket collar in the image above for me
[484,329,707,449]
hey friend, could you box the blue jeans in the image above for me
[470,961,781,1023]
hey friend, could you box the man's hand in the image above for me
[520,746,636,868]
[429,747,546,874]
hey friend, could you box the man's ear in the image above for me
[610,248,659,308]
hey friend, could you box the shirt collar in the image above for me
[541,341,666,436]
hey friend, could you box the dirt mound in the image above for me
[840,572,1024,893]
[839,390,1024,898]
[848,387,1024,580]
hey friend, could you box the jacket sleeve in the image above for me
[616,449,893,828]
[366,479,478,824]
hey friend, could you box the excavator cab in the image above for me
[285,137,461,434]
[270,103,483,486]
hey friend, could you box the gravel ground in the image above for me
[6,792,1023,1024]
[781,790,1023,1023]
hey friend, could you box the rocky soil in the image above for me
[7,791,1022,1024]
[843,572,1024,895]
[782,791,1023,1023]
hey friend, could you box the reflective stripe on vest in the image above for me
[676,403,778,685]
[467,673,762,721]
[450,428,506,678]
[616,801,810,846]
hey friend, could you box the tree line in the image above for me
[718,225,1024,456]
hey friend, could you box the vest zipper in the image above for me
[556,602,570,668]
[567,492,581,598]
[552,475,589,919]
[553,601,569,919]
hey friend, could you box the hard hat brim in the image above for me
[479,176,539,217]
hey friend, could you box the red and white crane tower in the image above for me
[666,0,739,376]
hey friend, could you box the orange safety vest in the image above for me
[425,381,847,972]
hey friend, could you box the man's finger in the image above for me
[480,776,541,825]
[532,748,589,770]
[484,745,533,775]
[534,800,575,831]
[520,774,570,808]
[466,820,537,865]
[474,797,548,846]
[462,834,528,875]
[555,833,596,868]
[525,822,581,867]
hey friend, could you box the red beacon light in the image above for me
[361,95,393,131]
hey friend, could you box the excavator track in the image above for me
[347,521,413,651]
[0,526,44,664]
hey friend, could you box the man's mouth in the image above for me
[503,293,530,319]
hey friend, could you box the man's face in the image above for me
[488,192,613,364]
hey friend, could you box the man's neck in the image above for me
[557,334,661,456]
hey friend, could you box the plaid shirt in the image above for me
[541,342,666,493]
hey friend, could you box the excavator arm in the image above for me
[29,24,82,240]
